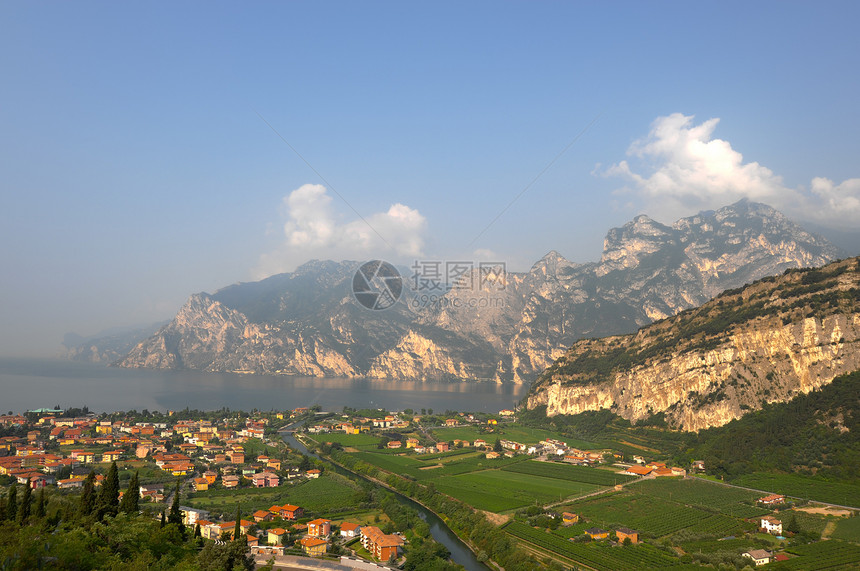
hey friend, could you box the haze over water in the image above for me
[0,358,527,415]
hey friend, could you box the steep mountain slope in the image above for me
[526,257,860,430]
[114,200,844,382]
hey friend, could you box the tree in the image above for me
[6,482,17,521]
[79,471,96,517]
[786,513,801,535]
[167,477,185,538]
[96,461,119,519]
[160,510,166,528]
[233,504,241,541]
[34,487,46,519]
[493,438,502,453]
[120,471,140,514]
[18,482,31,524]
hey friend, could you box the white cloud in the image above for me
[255,184,427,278]
[603,113,860,228]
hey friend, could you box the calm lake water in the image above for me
[0,358,528,415]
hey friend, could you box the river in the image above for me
[0,358,527,415]
[281,429,490,571]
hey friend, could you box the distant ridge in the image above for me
[527,256,860,430]
[99,201,844,383]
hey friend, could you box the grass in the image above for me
[831,516,860,542]
[429,425,599,448]
[433,470,599,513]
[502,460,635,486]
[564,490,733,538]
[307,433,382,449]
[351,451,425,477]
[730,472,860,507]
[185,473,363,517]
[630,477,769,518]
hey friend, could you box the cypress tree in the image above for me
[7,482,18,521]
[119,471,140,514]
[79,471,96,517]
[97,461,119,519]
[194,522,201,537]
[160,509,166,528]
[168,476,182,525]
[34,487,46,519]
[233,504,241,541]
[18,482,31,524]
[167,476,185,539]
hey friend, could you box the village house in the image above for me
[306,468,321,479]
[267,528,288,545]
[562,512,579,525]
[386,440,402,449]
[340,522,362,538]
[743,549,773,566]
[192,477,209,492]
[252,509,272,523]
[300,537,328,557]
[252,472,280,488]
[180,507,210,526]
[222,475,240,488]
[615,527,639,544]
[623,465,652,477]
[585,527,609,540]
[758,494,786,506]
[436,441,450,452]
[307,518,331,537]
[361,526,404,561]
[269,503,304,520]
[760,516,783,535]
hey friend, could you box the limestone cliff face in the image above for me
[113,201,844,382]
[527,257,860,430]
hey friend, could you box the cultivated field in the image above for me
[731,472,860,507]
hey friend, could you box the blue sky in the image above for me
[2,1,859,356]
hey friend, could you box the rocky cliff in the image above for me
[526,257,860,430]
[113,200,844,382]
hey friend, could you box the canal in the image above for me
[280,429,490,571]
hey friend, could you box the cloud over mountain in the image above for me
[256,184,427,278]
[604,113,860,228]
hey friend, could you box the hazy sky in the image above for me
[2,2,859,357]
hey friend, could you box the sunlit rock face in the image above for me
[527,257,860,431]
[113,201,843,383]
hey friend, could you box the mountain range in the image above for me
[526,255,860,430]
[71,200,844,383]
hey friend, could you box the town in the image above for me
[1,405,858,570]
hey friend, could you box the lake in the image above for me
[0,358,528,415]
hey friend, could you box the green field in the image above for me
[186,473,363,516]
[413,453,528,479]
[351,451,425,477]
[831,516,860,542]
[783,540,860,569]
[502,460,635,486]
[429,425,599,449]
[563,490,749,538]
[631,478,769,518]
[308,433,382,449]
[504,521,682,570]
[414,448,474,461]
[730,473,860,507]
[679,537,759,554]
[433,469,599,512]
